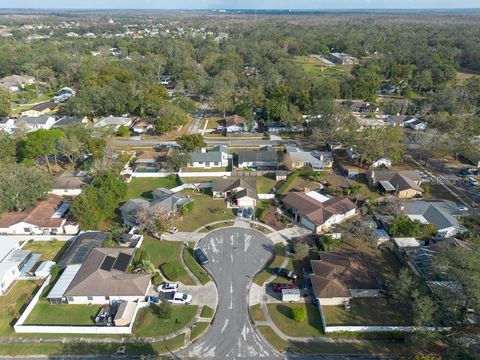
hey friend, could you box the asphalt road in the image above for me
[183,227,278,359]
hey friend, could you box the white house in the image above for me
[371,158,392,168]
[94,116,133,131]
[0,118,16,134]
[49,171,87,197]
[0,195,79,235]
[282,191,356,234]
[0,75,35,92]
[15,116,57,132]
[0,249,32,295]
[188,145,229,169]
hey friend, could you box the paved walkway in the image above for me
[162,232,204,242]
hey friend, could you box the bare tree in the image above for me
[137,208,177,240]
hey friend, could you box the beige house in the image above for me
[212,178,257,208]
[366,170,423,198]
[310,252,380,306]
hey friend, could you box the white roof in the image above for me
[35,261,55,274]
[0,237,21,262]
[393,238,422,248]
[305,191,331,203]
[407,214,429,224]
[47,264,81,299]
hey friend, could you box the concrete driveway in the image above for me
[183,227,279,359]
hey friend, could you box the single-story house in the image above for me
[224,114,257,133]
[94,116,133,130]
[188,145,229,169]
[58,231,109,267]
[0,117,15,134]
[134,150,161,172]
[370,158,392,168]
[385,115,418,127]
[21,101,58,117]
[0,246,32,295]
[50,170,87,196]
[366,170,424,198]
[0,195,79,235]
[15,116,57,131]
[53,116,88,127]
[212,178,257,208]
[284,146,329,171]
[237,146,279,169]
[282,190,356,234]
[131,118,155,134]
[329,52,359,65]
[0,75,35,92]
[120,188,192,227]
[47,247,151,304]
[310,252,380,306]
[403,200,465,237]
[403,118,427,131]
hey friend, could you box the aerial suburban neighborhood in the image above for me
[0,4,479,360]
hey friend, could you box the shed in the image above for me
[35,261,55,278]
[281,288,301,302]
[114,301,137,326]
[275,171,289,181]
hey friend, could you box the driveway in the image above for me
[183,227,279,359]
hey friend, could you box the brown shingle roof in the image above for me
[310,252,380,299]
[0,195,66,228]
[64,248,150,297]
[282,192,356,227]
[367,170,423,192]
[212,178,257,197]
[224,114,247,127]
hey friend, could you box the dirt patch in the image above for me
[262,206,286,231]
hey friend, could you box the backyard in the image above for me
[177,189,235,232]
[25,299,101,326]
[321,297,412,326]
[123,176,180,200]
[22,240,70,262]
[141,237,195,285]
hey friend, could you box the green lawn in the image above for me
[141,237,195,285]
[181,166,229,173]
[250,304,266,322]
[177,190,235,232]
[254,244,291,286]
[267,303,323,337]
[133,304,198,337]
[22,240,69,262]
[200,305,214,318]
[0,280,40,336]
[257,326,289,352]
[25,299,100,325]
[322,298,412,326]
[184,243,211,285]
[199,220,235,233]
[190,321,209,340]
[423,183,459,203]
[124,176,180,200]
[251,176,278,194]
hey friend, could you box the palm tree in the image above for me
[322,235,339,252]
[346,183,363,205]
[133,259,156,274]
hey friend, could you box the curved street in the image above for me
[182,227,278,359]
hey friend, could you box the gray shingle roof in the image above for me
[404,200,463,231]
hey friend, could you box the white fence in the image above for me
[131,172,173,178]
[179,171,232,178]
[3,235,73,243]
[14,274,148,334]
[324,325,451,333]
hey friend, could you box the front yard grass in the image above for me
[257,326,289,352]
[181,166,229,173]
[190,321,210,340]
[422,182,459,203]
[124,176,180,200]
[254,244,292,286]
[22,240,69,262]
[0,280,40,336]
[133,304,198,337]
[177,189,235,232]
[184,243,211,285]
[267,303,323,337]
[249,304,266,322]
[200,305,214,318]
[24,299,100,325]
[322,298,412,326]
[142,237,195,285]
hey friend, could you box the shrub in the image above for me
[151,273,164,286]
[161,262,183,281]
[291,307,306,323]
[150,301,172,320]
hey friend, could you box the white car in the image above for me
[467,176,479,186]
[457,204,469,212]
[157,283,179,293]
[168,292,192,305]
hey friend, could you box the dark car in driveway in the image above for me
[273,267,298,281]
[194,248,209,265]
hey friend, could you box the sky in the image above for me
[2,0,479,10]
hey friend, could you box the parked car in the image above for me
[194,248,209,265]
[157,283,179,293]
[245,207,253,219]
[467,176,479,186]
[273,267,298,281]
[237,208,244,217]
[457,204,469,212]
[271,283,298,292]
[168,292,192,305]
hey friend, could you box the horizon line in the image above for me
[1,7,480,11]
